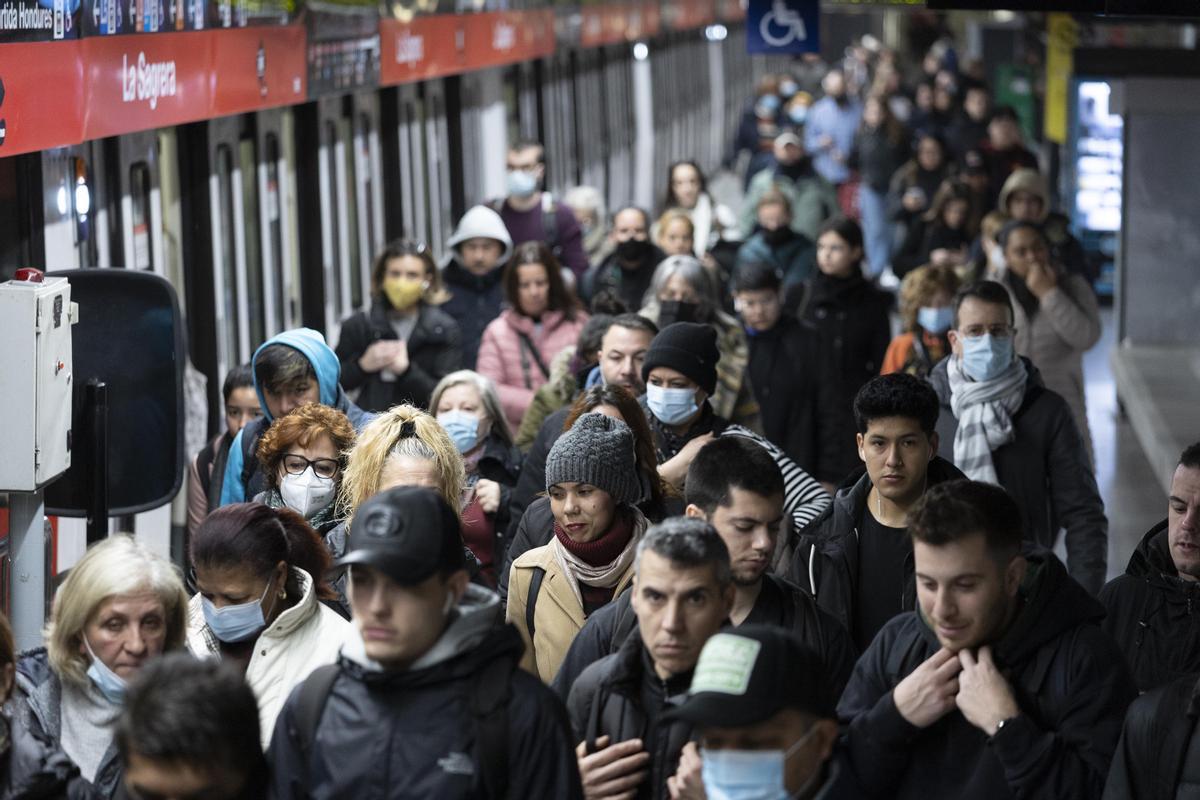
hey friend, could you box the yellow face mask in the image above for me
[383,277,425,310]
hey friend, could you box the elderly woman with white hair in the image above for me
[431,370,522,587]
[13,534,188,797]
[639,254,761,431]
[562,185,609,268]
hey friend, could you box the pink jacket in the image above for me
[477,308,588,431]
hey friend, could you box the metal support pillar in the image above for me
[8,490,48,652]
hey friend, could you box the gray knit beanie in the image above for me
[544,413,642,506]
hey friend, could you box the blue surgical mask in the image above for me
[960,333,1014,383]
[701,729,818,800]
[646,383,700,426]
[201,579,273,643]
[438,410,481,453]
[917,305,954,334]
[779,80,799,98]
[506,169,538,198]
[757,94,781,113]
[788,105,808,125]
[83,636,126,705]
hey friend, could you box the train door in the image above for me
[542,53,578,196]
[604,47,636,215]
[39,146,99,270]
[574,50,607,199]
[316,93,385,341]
[395,82,453,258]
[255,107,301,338]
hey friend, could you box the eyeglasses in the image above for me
[282,454,340,479]
[959,325,1016,339]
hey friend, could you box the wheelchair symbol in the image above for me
[760,0,807,47]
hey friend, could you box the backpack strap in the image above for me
[470,653,516,798]
[516,332,552,388]
[525,566,545,639]
[295,664,340,758]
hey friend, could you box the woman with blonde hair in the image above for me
[14,535,188,797]
[430,370,522,586]
[653,209,696,258]
[881,264,961,378]
[254,402,356,534]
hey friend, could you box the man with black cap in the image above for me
[567,517,734,800]
[642,322,829,534]
[267,486,583,799]
[664,626,859,800]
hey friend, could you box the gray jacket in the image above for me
[928,357,1108,594]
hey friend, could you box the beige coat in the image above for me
[187,567,351,747]
[1006,272,1101,463]
[506,537,638,684]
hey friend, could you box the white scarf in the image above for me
[948,356,1028,484]
[551,508,648,611]
[687,194,717,257]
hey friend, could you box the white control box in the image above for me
[0,275,76,491]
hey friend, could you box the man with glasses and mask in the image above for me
[927,280,1107,594]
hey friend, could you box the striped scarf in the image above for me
[948,356,1028,484]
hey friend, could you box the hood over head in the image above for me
[446,205,514,265]
[998,168,1049,223]
[252,328,341,421]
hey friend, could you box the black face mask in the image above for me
[777,159,806,181]
[616,238,652,263]
[659,300,702,327]
[762,226,794,247]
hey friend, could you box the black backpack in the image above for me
[293,656,516,797]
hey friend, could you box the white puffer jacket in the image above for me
[187,567,351,747]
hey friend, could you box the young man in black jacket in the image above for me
[1103,672,1200,800]
[839,480,1136,799]
[1100,441,1200,692]
[790,373,965,651]
[268,487,582,799]
[733,261,839,488]
[567,518,733,800]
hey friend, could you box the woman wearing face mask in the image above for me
[335,239,462,414]
[430,370,522,587]
[849,93,910,280]
[640,255,761,432]
[253,403,355,535]
[882,264,961,378]
[796,217,892,482]
[477,241,589,433]
[887,132,953,259]
[640,322,830,535]
[187,503,350,748]
[893,180,975,280]
[12,535,188,797]
[506,414,649,682]
[996,221,1101,463]
[732,75,786,189]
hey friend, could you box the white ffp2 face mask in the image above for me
[280,466,336,519]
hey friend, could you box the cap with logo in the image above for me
[664,625,835,728]
[332,486,465,585]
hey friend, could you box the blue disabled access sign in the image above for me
[747,0,819,54]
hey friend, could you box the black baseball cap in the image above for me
[332,486,465,585]
[664,626,836,728]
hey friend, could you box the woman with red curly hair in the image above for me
[254,403,356,534]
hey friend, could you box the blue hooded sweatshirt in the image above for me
[219,328,375,506]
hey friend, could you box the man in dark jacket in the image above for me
[1100,441,1200,692]
[928,280,1107,594]
[219,328,374,506]
[552,436,855,700]
[495,140,588,279]
[734,192,817,291]
[839,480,1136,799]
[663,627,862,799]
[440,205,514,369]
[582,207,665,311]
[268,487,583,799]
[790,373,965,651]
[1102,672,1200,800]
[732,260,837,486]
[567,518,734,800]
[116,654,266,800]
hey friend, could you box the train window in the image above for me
[129,162,154,270]
[264,133,286,335]
[215,145,241,370]
[338,114,362,313]
[239,137,266,348]
[321,120,343,319]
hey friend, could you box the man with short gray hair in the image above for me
[566,518,735,800]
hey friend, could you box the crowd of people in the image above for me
[0,33,1191,800]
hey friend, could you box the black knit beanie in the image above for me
[641,322,720,396]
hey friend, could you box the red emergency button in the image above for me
[14,268,44,282]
